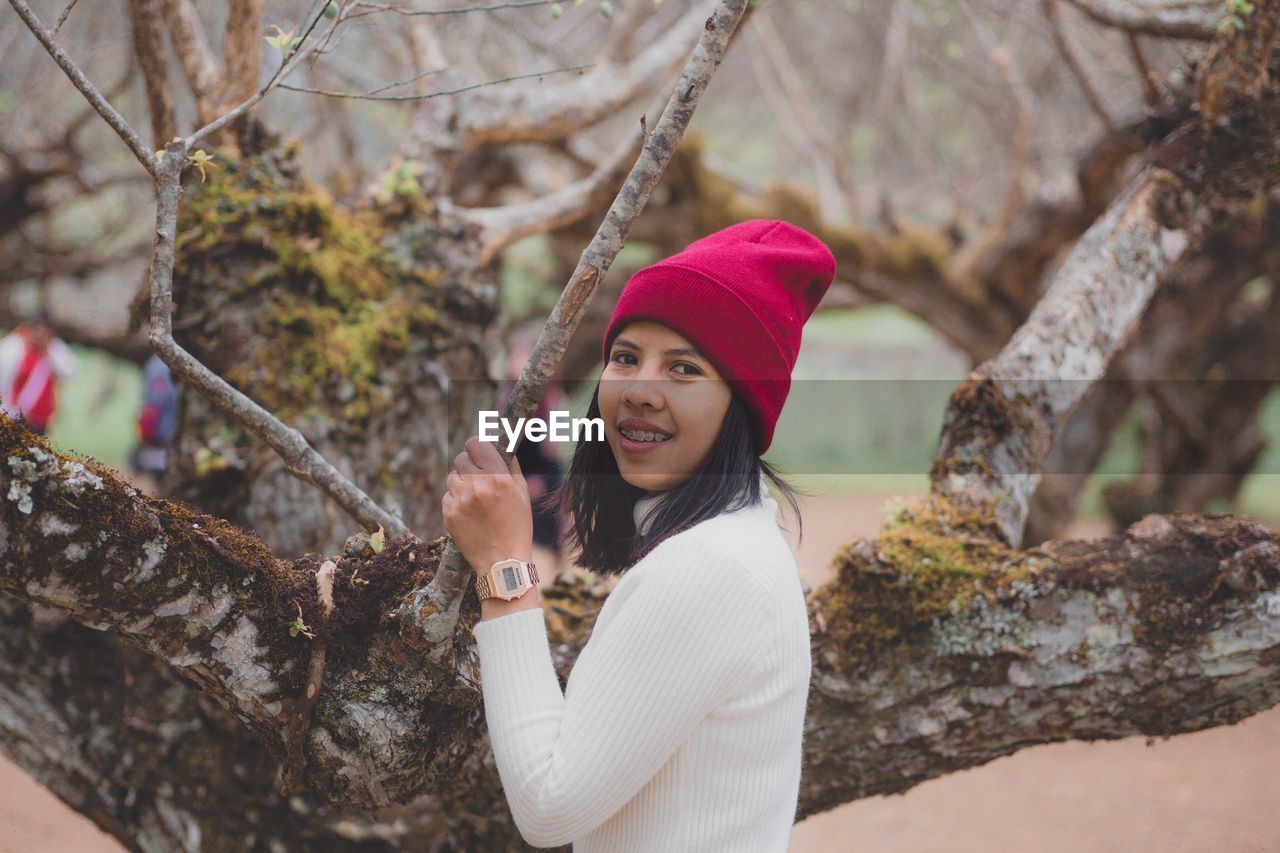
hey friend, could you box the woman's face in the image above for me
[599,321,732,494]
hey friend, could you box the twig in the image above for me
[7,0,161,180]
[281,560,337,794]
[52,0,80,34]
[1042,0,1115,131]
[752,6,856,223]
[278,63,594,101]
[1126,30,1164,103]
[184,0,345,148]
[403,0,756,650]
[351,0,557,15]
[953,1,1037,281]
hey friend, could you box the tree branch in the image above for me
[277,62,594,101]
[6,0,162,180]
[221,0,266,109]
[147,144,410,539]
[185,0,346,148]
[1061,0,1218,40]
[933,167,1191,547]
[405,0,755,649]
[1043,0,1116,131]
[3,420,1280,825]
[459,120,641,267]
[804,512,1280,815]
[449,2,710,151]
[160,0,224,124]
[8,0,413,540]
[128,0,177,149]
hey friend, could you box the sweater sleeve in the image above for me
[471,537,770,848]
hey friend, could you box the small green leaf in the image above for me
[599,0,613,16]
[322,0,338,19]
[370,524,385,553]
[551,2,563,18]
[265,24,297,55]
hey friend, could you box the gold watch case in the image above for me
[476,558,539,601]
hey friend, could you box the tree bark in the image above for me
[2,418,1279,849]
[3,2,1280,849]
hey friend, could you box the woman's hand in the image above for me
[442,436,534,576]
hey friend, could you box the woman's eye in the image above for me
[673,362,702,376]
[611,352,636,365]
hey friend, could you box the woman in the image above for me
[443,220,835,851]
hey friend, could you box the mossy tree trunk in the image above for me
[151,140,500,557]
[3,2,1280,851]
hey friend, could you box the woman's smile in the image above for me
[615,417,675,455]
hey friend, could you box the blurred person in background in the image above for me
[0,313,77,436]
[130,354,178,493]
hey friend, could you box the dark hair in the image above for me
[541,382,806,576]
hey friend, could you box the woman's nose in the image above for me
[621,370,665,410]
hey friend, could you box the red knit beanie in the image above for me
[601,219,836,453]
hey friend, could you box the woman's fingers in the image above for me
[454,448,481,475]
[465,435,508,475]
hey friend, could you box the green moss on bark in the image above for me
[152,145,456,432]
[812,494,1038,674]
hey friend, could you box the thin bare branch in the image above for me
[51,0,80,34]
[185,0,344,148]
[1126,30,1164,103]
[405,0,756,649]
[64,60,137,141]
[1042,0,1116,130]
[277,63,593,101]
[7,0,162,180]
[352,0,556,15]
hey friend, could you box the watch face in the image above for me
[491,560,528,599]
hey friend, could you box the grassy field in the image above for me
[46,345,142,472]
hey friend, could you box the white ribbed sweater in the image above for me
[472,474,812,851]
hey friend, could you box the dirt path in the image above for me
[2,492,1275,852]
